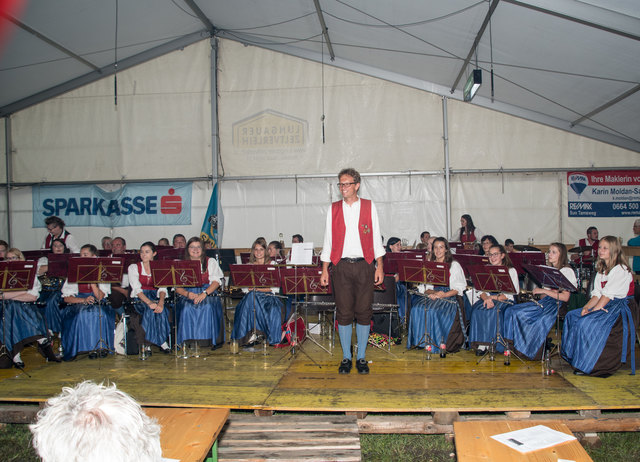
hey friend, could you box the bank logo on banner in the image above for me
[32,182,192,227]
[567,170,640,218]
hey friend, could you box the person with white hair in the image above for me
[30,381,163,462]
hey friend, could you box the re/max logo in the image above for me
[42,188,182,217]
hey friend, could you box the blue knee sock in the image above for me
[356,323,370,360]
[338,324,352,360]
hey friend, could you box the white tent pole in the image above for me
[442,96,452,239]
[210,37,222,244]
[4,117,12,245]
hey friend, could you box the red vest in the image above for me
[330,199,375,265]
[137,262,154,290]
[78,283,92,294]
[199,258,210,286]
[45,229,70,249]
[461,230,476,243]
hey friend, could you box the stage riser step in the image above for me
[218,414,361,462]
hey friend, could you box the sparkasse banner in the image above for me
[567,170,640,218]
[32,182,192,227]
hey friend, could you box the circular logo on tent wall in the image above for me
[568,173,588,196]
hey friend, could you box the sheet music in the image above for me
[491,424,576,453]
[289,242,314,265]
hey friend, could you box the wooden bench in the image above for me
[145,407,230,462]
[454,420,592,461]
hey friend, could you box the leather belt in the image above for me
[340,257,365,263]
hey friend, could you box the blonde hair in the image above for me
[6,248,25,261]
[595,235,629,274]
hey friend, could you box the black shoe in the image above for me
[98,349,108,358]
[573,369,586,376]
[161,346,172,354]
[88,351,98,359]
[356,359,370,375]
[475,349,485,356]
[338,358,352,374]
[13,361,25,369]
[38,340,62,363]
[211,342,224,351]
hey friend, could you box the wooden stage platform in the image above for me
[0,334,638,418]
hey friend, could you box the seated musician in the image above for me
[36,238,68,336]
[231,239,285,346]
[561,236,636,376]
[268,240,285,263]
[41,216,80,253]
[385,237,408,322]
[502,243,577,360]
[128,241,171,354]
[61,244,113,361]
[109,237,130,315]
[572,226,599,262]
[478,235,499,256]
[454,214,483,245]
[174,237,224,350]
[406,237,466,353]
[0,248,60,369]
[0,240,8,259]
[468,244,520,354]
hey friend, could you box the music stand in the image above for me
[150,260,202,358]
[0,261,37,373]
[229,264,282,354]
[67,257,124,358]
[156,248,185,261]
[522,263,577,371]
[397,259,449,358]
[278,267,331,365]
[467,264,519,365]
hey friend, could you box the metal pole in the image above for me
[211,36,222,245]
[442,97,452,239]
[4,117,12,244]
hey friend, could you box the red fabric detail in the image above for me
[78,283,92,294]
[137,262,154,290]
[461,231,476,243]
[199,258,209,286]
[45,230,69,249]
[274,315,306,347]
[628,280,635,297]
[329,199,375,265]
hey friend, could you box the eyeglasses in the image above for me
[188,245,201,250]
[337,182,356,189]
[488,252,502,258]
[5,256,19,261]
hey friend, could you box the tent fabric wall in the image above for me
[447,101,639,169]
[219,175,445,248]
[10,40,212,183]
[217,39,444,176]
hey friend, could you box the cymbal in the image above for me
[568,245,594,253]
[513,245,541,252]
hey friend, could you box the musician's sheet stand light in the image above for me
[68,257,124,362]
[278,266,332,368]
[523,263,577,374]
[467,264,521,366]
[228,264,283,359]
[0,261,37,376]
[151,260,203,359]
[398,259,450,361]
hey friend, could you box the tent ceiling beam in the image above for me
[571,83,640,127]
[0,31,207,117]
[312,0,335,60]
[0,11,101,72]
[183,0,216,36]
[503,0,640,42]
[449,0,500,94]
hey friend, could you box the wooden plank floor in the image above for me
[0,335,638,414]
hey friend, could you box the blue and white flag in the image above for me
[200,183,221,248]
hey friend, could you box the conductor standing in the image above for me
[320,168,385,374]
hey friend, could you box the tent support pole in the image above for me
[442,97,452,240]
[210,36,222,244]
[4,117,12,244]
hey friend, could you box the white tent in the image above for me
[0,1,638,250]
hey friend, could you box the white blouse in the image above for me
[591,264,632,300]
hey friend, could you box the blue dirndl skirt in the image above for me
[132,289,170,347]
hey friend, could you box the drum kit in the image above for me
[569,245,595,293]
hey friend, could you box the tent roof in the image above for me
[1,0,639,152]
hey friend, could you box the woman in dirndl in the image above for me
[502,242,577,359]
[406,237,467,353]
[468,244,520,354]
[561,236,636,376]
[231,239,284,346]
[174,237,225,350]
[36,238,68,336]
[128,241,171,354]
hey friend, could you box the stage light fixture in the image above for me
[463,69,482,102]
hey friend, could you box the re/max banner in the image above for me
[32,182,192,227]
[567,170,640,218]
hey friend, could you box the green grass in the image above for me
[2,422,640,461]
